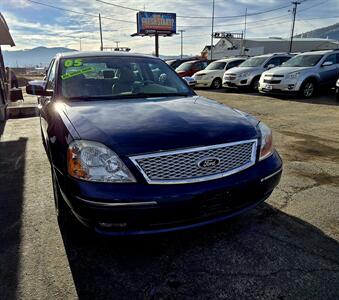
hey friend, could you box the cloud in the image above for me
[1,0,337,54]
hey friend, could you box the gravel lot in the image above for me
[0,90,338,300]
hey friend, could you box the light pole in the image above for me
[179,29,185,59]
[210,0,215,60]
[289,1,301,53]
[99,13,103,51]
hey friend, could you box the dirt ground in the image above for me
[0,89,338,300]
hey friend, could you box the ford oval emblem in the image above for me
[197,157,220,169]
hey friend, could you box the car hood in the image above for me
[225,67,262,74]
[194,70,223,76]
[62,96,259,156]
[263,66,312,76]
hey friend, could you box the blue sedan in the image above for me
[26,52,282,235]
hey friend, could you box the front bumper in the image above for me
[259,79,301,94]
[223,77,250,88]
[194,78,213,88]
[56,151,282,235]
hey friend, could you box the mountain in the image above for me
[2,46,77,67]
[295,23,339,40]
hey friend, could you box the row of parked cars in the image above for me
[167,50,339,100]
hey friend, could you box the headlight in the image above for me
[287,72,300,79]
[336,79,339,87]
[258,122,273,161]
[67,140,136,183]
[239,72,251,78]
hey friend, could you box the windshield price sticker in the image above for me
[61,66,95,80]
[64,59,83,68]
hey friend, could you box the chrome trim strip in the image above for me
[76,197,158,207]
[129,139,258,185]
[260,168,282,183]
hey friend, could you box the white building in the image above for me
[203,36,339,59]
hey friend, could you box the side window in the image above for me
[226,60,241,70]
[280,57,291,65]
[46,60,56,90]
[324,54,336,64]
[265,57,280,68]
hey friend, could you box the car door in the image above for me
[319,54,337,86]
[40,59,56,148]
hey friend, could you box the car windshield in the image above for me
[176,61,194,71]
[239,57,268,67]
[205,61,226,70]
[59,56,193,100]
[166,60,176,67]
[281,55,323,67]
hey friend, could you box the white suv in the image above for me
[193,58,246,89]
[259,50,339,98]
[223,53,292,91]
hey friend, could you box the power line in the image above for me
[95,0,291,19]
[25,0,135,24]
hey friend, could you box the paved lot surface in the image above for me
[0,90,338,300]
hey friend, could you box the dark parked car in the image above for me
[26,52,282,235]
[166,58,196,69]
[176,60,209,77]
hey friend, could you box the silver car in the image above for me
[259,50,339,98]
[223,53,292,91]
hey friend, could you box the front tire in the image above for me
[300,80,316,98]
[211,78,222,89]
[51,168,68,224]
[251,77,260,92]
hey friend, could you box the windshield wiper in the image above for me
[65,93,191,101]
[131,92,191,98]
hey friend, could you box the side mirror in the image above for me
[322,61,333,67]
[26,80,53,96]
[267,64,276,69]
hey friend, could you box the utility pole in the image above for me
[179,30,185,59]
[99,13,103,51]
[115,41,120,49]
[210,0,215,60]
[79,38,82,51]
[242,8,247,55]
[289,1,301,53]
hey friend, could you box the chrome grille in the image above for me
[129,140,257,184]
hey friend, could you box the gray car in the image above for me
[223,53,292,91]
[259,50,339,98]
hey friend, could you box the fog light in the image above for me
[99,222,127,228]
[288,84,295,90]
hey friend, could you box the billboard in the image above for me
[137,12,176,35]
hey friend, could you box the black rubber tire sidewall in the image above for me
[211,78,222,89]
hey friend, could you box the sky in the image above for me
[1,0,338,55]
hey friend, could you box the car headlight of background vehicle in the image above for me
[287,72,300,80]
[258,122,273,160]
[336,78,339,87]
[239,72,251,78]
[67,140,136,183]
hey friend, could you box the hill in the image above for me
[296,23,339,40]
[2,46,77,67]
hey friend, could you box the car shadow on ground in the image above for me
[0,137,27,300]
[199,87,339,106]
[0,121,5,137]
[60,203,339,300]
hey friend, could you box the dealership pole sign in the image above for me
[136,12,176,35]
[132,11,176,57]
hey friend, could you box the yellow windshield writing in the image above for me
[61,67,95,80]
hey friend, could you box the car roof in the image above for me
[297,50,338,56]
[56,51,159,60]
[216,58,246,63]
